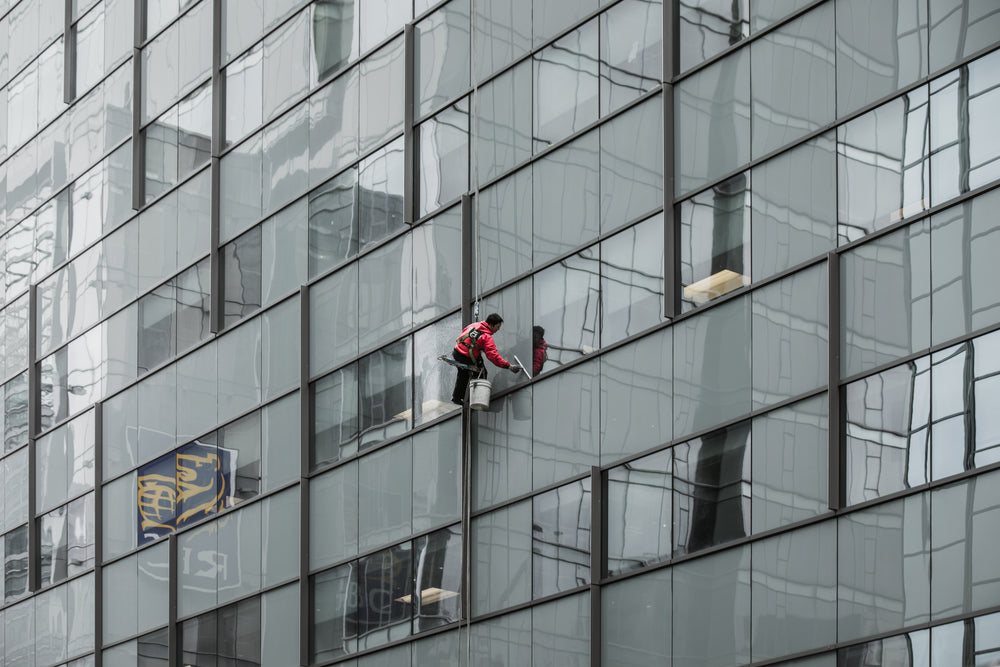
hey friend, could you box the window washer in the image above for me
[451,313,521,404]
[532,325,548,375]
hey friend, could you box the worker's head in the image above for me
[486,313,503,333]
[533,325,545,346]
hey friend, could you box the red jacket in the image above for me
[533,339,548,375]
[455,321,511,369]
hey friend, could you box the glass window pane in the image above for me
[262,103,309,215]
[412,206,462,326]
[138,541,169,635]
[261,584,299,666]
[478,168,532,291]
[416,0,470,119]
[359,36,404,153]
[262,297,301,399]
[358,235,412,352]
[600,215,664,346]
[837,90,930,243]
[413,314,464,426]
[673,544,751,666]
[675,47,750,197]
[224,45,262,145]
[973,331,1000,469]
[473,387,533,510]
[533,251,600,369]
[838,494,930,642]
[751,263,828,408]
[602,569,670,666]
[103,555,137,644]
[478,278,533,394]
[178,521,218,618]
[413,525,462,632]
[412,419,461,531]
[358,136,406,250]
[141,21,179,125]
[607,449,671,575]
[175,344,218,442]
[220,132,263,243]
[751,396,829,533]
[673,295,750,437]
[358,438,412,552]
[312,0,359,81]
[262,393,300,491]
[673,421,751,557]
[310,68,360,186]
[217,318,262,422]
[679,0,748,73]
[180,610,217,666]
[532,479,591,598]
[262,488,299,587]
[309,168,359,278]
[418,103,468,218]
[310,262,359,375]
[176,258,212,354]
[531,592,590,667]
[217,502,262,605]
[599,0,662,114]
[533,23,598,153]
[471,501,531,615]
[411,628,460,666]
[751,3,834,158]
[312,563,358,661]
[360,0,409,54]
[310,461,359,569]
[532,362,600,489]
[533,0,597,46]
[841,220,931,377]
[679,173,750,311]
[751,522,837,661]
[220,412,262,507]
[67,573,95,657]
[467,609,531,665]
[928,0,1000,73]
[600,95,663,233]
[138,366,178,463]
[39,505,69,587]
[359,339,412,449]
[357,544,412,649]
[473,0,530,80]
[312,365,360,467]
[262,9,310,123]
[475,60,531,184]
[751,133,836,282]
[102,473,136,560]
[4,524,28,603]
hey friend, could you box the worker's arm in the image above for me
[479,333,511,369]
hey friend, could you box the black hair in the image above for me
[486,313,504,326]
[533,325,545,346]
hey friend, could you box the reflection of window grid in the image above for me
[607,452,671,574]
[532,479,591,595]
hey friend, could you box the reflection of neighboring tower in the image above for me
[313,0,357,82]
[684,422,749,553]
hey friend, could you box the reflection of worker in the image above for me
[451,313,521,404]
[532,326,548,375]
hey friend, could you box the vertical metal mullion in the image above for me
[828,251,842,510]
[93,401,104,667]
[299,284,311,666]
[27,285,39,593]
[131,0,145,211]
[168,533,179,667]
[663,87,678,319]
[404,24,417,225]
[209,0,224,335]
[461,193,473,325]
[64,0,75,104]
[590,465,604,667]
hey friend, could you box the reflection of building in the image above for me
[2,0,1000,665]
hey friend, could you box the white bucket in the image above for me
[468,379,492,410]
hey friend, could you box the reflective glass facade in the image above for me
[0,0,999,665]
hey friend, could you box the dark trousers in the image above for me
[451,350,485,403]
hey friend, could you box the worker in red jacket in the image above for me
[532,325,548,375]
[451,313,521,404]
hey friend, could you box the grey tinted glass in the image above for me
[473,388,533,510]
[263,393,300,491]
[599,0,662,114]
[673,544,751,667]
[751,396,829,533]
[929,0,1000,73]
[533,252,600,369]
[844,359,930,504]
[412,206,462,325]
[534,0,597,46]
[224,46,262,145]
[600,327,672,464]
[751,263,828,408]
[103,385,138,478]
[310,461,359,569]
[358,137,406,250]
[533,361,600,488]
[837,89,930,243]
[262,488,298,586]
[841,220,931,377]
[313,365,359,466]
[312,0,359,80]
[471,501,531,615]
[532,132,599,265]
[607,449,671,575]
[675,46,750,197]
[309,68,360,186]
[752,3,834,158]
[478,168,532,291]
[313,564,357,660]
[416,0,470,118]
[531,592,591,667]
[223,226,263,326]
[751,522,837,661]
[261,584,299,665]
[931,469,1000,620]
[678,0,748,73]
[418,103,468,217]
[358,339,412,449]
[602,569,670,666]
[178,521,218,617]
[600,96,663,233]
[175,343,218,442]
[359,36,404,153]
[4,525,28,602]
[476,60,531,184]
[930,51,1000,206]
[673,421,751,556]
[473,0,530,79]
[220,132,263,243]
[310,262,359,376]
[262,103,309,215]
[533,479,591,598]
[262,298,300,400]
[600,214,664,345]
[836,0,927,118]
[838,494,930,642]
[262,10,310,123]
[309,168,358,277]
[974,331,1000,470]
[102,473,136,560]
[673,295,751,438]
[413,525,462,632]
[679,173,750,311]
[751,133,837,281]
[929,343,973,482]
[533,23,599,152]
[412,315,463,426]
[262,198,308,306]
[358,438,412,552]
[409,400,461,521]
[219,412,262,507]
[357,544,412,649]
[360,0,409,53]
[138,366,177,462]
